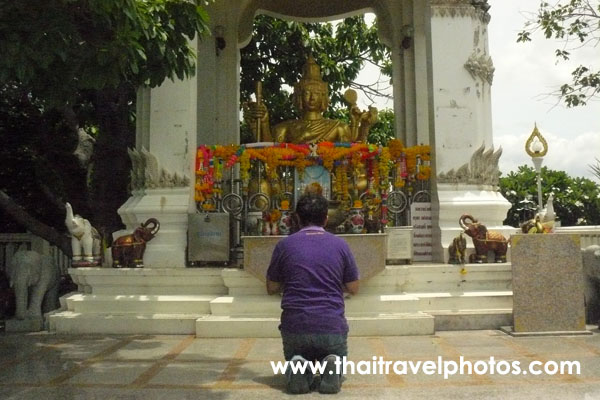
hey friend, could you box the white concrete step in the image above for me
[207,291,511,317]
[208,294,424,316]
[431,309,513,331]
[222,263,514,295]
[64,293,217,314]
[401,264,513,292]
[52,264,515,336]
[411,291,513,311]
[69,267,228,295]
[90,286,227,295]
[48,311,201,334]
[349,313,435,336]
[195,313,435,338]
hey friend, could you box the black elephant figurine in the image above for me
[459,214,508,263]
[111,218,160,268]
[448,232,467,264]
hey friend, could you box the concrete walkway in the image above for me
[1,327,599,399]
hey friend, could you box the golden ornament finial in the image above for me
[525,123,548,158]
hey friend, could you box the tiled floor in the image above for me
[0,328,599,399]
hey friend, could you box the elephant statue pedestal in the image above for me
[4,317,44,332]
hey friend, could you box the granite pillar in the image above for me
[508,234,589,336]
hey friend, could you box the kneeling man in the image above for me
[266,193,359,394]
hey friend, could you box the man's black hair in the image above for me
[295,193,328,227]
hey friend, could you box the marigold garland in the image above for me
[195,142,431,203]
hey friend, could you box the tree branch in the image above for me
[0,190,71,256]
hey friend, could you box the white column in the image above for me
[120,46,199,268]
[119,2,243,268]
[427,1,511,262]
[197,2,241,146]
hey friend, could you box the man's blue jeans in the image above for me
[281,332,348,361]
[281,332,347,393]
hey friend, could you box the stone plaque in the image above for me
[411,202,433,262]
[511,234,587,333]
[385,226,413,262]
[243,233,387,282]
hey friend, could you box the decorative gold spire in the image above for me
[525,123,548,158]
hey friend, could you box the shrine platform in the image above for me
[48,263,513,337]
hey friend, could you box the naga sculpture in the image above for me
[111,218,160,268]
[459,214,508,263]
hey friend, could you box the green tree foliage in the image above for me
[0,0,211,241]
[240,14,393,142]
[0,0,210,102]
[0,84,88,232]
[367,109,395,146]
[500,165,600,226]
[517,0,600,107]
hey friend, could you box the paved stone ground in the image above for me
[0,327,599,399]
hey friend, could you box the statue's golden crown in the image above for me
[300,55,325,85]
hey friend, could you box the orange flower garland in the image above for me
[388,139,404,159]
[379,147,391,189]
[195,142,431,204]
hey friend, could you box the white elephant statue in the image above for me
[582,245,600,325]
[6,250,60,320]
[65,202,102,265]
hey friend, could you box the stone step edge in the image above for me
[49,311,209,319]
[196,312,434,321]
[428,309,512,315]
[62,291,512,303]
[65,294,219,302]
[50,312,435,322]
[406,291,513,297]
[69,267,225,276]
[211,291,513,300]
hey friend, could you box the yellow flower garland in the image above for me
[195,142,431,203]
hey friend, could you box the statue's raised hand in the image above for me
[243,101,272,141]
[243,101,269,124]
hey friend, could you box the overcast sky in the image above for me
[488,0,599,181]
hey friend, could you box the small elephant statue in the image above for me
[65,202,102,265]
[448,232,467,264]
[111,218,160,268]
[459,214,508,263]
[6,249,59,320]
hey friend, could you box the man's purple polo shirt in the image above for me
[266,226,359,335]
